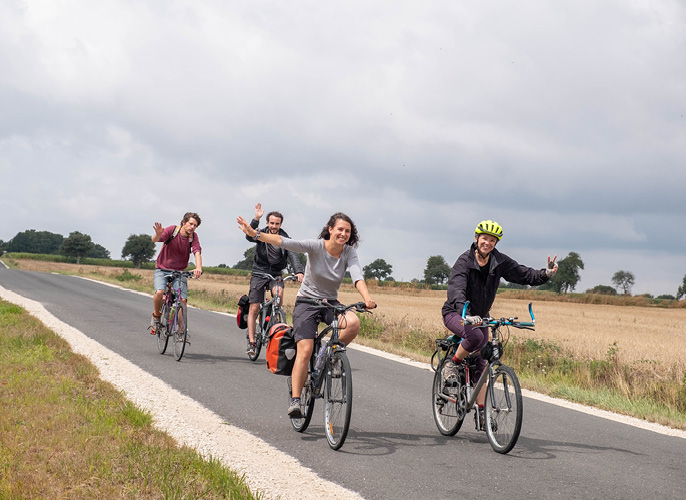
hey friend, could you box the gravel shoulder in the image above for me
[0,283,363,500]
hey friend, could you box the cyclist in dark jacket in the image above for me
[244,202,305,356]
[442,220,557,429]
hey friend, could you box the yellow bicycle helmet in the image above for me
[475,220,503,241]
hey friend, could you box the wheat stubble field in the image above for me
[13,259,686,373]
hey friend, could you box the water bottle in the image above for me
[314,342,327,372]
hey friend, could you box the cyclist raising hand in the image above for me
[149,212,203,335]
[243,203,305,356]
[238,212,375,418]
[441,220,557,427]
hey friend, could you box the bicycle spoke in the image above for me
[485,365,522,454]
[432,357,464,436]
[324,351,352,450]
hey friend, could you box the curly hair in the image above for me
[318,212,359,248]
[266,211,283,224]
[181,212,202,226]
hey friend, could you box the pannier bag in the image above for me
[236,294,250,329]
[266,323,297,375]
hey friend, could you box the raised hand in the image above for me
[153,222,164,238]
[237,216,257,237]
[255,202,264,220]
[546,254,558,277]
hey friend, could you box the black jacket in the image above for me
[441,243,549,318]
[246,219,305,276]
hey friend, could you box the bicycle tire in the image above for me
[289,376,315,432]
[485,365,523,454]
[249,307,268,362]
[324,350,352,450]
[248,325,262,362]
[157,300,170,354]
[173,302,188,361]
[432,356,465,436]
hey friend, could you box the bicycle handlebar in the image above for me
[164,270,196,281]
[251,271,298,282]
[296,298,375,314]
[461,301,535,328]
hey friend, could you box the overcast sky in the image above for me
[1,1,684,296]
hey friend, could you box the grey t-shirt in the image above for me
[279,239,363,300]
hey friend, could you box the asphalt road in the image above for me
[1,267,684,500]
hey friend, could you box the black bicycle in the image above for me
[247,272,297,361]
[157,271,195,361]
[287,300,372,450]
[431,301,534,454]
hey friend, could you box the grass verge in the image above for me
[0,299,261,499]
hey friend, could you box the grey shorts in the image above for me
[248,273,280,303]
[291,299,339,342]
[154,269,188,299]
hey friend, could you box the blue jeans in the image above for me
[154,269,188,299]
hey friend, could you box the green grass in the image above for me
[0,300,261,499]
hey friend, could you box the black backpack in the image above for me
[236,294,250,329]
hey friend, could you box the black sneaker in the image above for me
[288,398,302,418]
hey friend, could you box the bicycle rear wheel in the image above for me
[324,350,352,450]
[485,365,522,454]
[157,301,170,354]
[289,376,315,432]
[432,356,465,436]
[173,302,188,361]
[249,324,262,362]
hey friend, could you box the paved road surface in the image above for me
[1,267,684,500]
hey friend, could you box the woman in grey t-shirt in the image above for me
[237,212,376,418]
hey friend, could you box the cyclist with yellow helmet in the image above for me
[441,220,557,429]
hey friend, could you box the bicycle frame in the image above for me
[432,301,534,453]
[156,270,194,361]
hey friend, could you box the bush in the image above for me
[586,285,617,295]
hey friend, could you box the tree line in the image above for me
[3,230,685,299]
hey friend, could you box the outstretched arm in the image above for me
[237,216,283,246]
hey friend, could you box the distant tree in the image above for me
[586,285,617,295]
[60,231,94,264]
[657,294,675,300]
[540,252,584,294]
[6,229,64,254]
[424,255,451,285]
[88,243,111,259]
[612,270,635,295]
[677,274,686,301]
[363,258,393,281]
[217,263,228,268]
[121,234,156,268]
[233,247,255,270]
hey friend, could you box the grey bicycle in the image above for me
[287,299,372,450]
[431,301,534,454]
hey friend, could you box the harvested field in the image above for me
[11,259,686,373]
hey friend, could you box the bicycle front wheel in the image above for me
[324,350,352,450]
[289,376,315,432]
[432,356,465,436]
[157,301,170,354]
[485,365,523,454]
[173,302,188,361]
